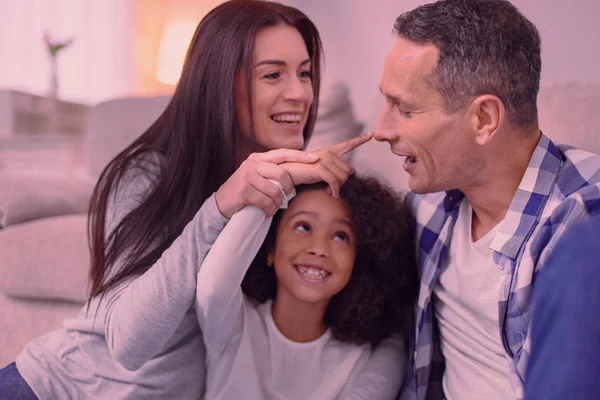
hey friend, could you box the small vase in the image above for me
[48,56,60,133]
[49,57,59,101]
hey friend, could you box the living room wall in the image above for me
[0,0,134,105]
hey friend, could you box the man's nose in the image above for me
[373,104,398,142]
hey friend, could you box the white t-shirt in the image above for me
[433,200,514,400]
[195,185,399,400]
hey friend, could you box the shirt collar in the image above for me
[442,133,562,260]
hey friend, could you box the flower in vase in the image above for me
[43,32,74,58]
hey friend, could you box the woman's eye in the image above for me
[298,70,312,79]
[264,72,280,79]
[294,223,310,232]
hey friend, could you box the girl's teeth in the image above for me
[297,266,329,280]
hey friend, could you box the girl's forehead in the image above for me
[283,188,352,222]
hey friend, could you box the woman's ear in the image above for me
[267,251,274,267]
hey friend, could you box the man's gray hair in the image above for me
[394,0,541,129]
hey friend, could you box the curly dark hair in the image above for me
[242,175,418,347]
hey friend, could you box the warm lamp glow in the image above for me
[155,19,197,85]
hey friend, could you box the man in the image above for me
[525,215,600,400]
[372,0,600,399]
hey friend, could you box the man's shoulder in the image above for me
[556,144,600,185]
[553,144,600,212]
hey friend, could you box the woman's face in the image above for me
[236,24,314,152]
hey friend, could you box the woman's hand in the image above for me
[282,132,373,197]
[216,149,319,218]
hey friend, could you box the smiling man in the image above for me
[373,1,600,399]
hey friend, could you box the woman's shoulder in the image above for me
[110,151,164,199]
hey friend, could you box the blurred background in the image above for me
[0,0,599,115]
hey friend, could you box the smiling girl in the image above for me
[196,176,418,399]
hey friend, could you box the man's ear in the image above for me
[469,94,505,146]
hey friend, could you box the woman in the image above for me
[0,1,404,399]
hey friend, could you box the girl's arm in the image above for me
[337,335,407,400]
[195,182,293,356]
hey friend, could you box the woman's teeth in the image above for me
[271,114,301,123]
[296,265,330,280]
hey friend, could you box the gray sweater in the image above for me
[17,163,228,399]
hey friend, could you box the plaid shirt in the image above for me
[400,133,600,400]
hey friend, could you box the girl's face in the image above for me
[235,24,314,152]
[268,188,356,308]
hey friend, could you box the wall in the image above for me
[0,0,134,105]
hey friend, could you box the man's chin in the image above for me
[408,178,441,194]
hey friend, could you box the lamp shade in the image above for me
[155,19,197,85]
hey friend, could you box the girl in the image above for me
[0,1,403,399]
[196,176,418,399]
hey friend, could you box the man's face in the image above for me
[375,37,483,194]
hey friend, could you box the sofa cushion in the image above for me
[85,96,171,177]
[0,171,96,229]
[0,214,90,303]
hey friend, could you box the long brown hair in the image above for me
[88,0,323,299]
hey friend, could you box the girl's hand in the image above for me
[216,149,319,218]
[282,132,373,197]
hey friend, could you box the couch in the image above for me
[1,81,599,368]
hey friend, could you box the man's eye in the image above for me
[397,106,412,117]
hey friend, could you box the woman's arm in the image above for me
[337,335,407,400]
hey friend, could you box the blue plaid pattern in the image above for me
[399,134,600,400]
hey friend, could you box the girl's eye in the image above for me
[264,72,280,79]
[298,70,312,79]
[294,223,310,232]
[334,232,350,242]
